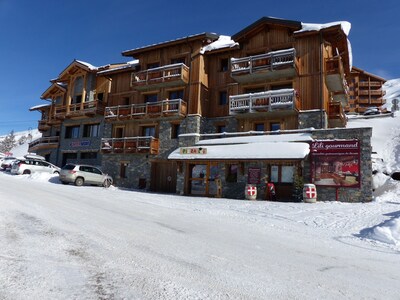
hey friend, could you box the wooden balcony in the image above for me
[229,89,299,116]
[358,81,382,88]
[131,63,189,90]
[325,56,350,105]
[105,99,187,121]
[328,101,346,128]
[55,100,104,120]
[38,120,51,132]
[358,89,385,96]
[230,48,298,83]
[101,137,159,155]
[358,97,386,105]
[28,136,60,152]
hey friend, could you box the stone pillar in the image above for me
[179,114,202,147]
[298,110,328,129]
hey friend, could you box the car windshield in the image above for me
[62,164,76,170]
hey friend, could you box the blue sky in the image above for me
[0,0,399,136]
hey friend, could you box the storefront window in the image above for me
[271,165,279,182]
[226,164,238,183]
[281,166,294,183]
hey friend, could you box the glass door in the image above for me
[188,163,219,196]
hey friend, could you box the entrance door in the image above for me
[188,162,219,196]
[151,161,177,193]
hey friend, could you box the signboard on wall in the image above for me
[311,140,360,188]
[180,147,207,154]
[70,140,91,147]
[248,167,261,184]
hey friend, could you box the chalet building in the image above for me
[29,17,373,202]
[346,67,386,113]
[29,60,121,167]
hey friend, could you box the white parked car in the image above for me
[11,155,60,175]
[59,164,113,187]
[1,156,17,171]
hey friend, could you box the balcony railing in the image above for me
[230,48,298,83]
[101,137,159,154]
[358,81,383,87]
[105,99,187,121]
[358,90,385,96]
[28,136,60,152]
[229,89,299,115]
[131,63,189,90]
[54,100,104,119]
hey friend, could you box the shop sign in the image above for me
[70,140,91,147]
[311,140,360,188]
[248,167,261,184]
[180,147,207,154]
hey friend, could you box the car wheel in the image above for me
[103,178,112,188]
[23,170,31,175]
[54,171,60,175]
[74,177,84,186]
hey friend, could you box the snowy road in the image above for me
[0,172,399,299]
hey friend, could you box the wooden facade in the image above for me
[347,67,386,113]
[29,60,117,166]
[31,17,367,197]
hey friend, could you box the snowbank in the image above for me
[370,218,400,245]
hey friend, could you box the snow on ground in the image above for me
[0,114,399,299]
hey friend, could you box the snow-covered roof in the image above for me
[29,104,51,111]
[122,33,219,56]
[75,60,98,71]
[97,60,139,75]
[295,21,351,36]
[168,142,310,160]
[200,35,239,54]
[197,132,313,145]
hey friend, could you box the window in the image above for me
[169,90,184,100]
[83,124,100,137]
[120,162,129,179]
[142,126,156,137]
[219,91,227,105]
[226,164,238,183]
[122,97,130,105]
[81,152,98,160]
[270,123,281,132]
[271,84,292,90]
[281,166,294,183]
[220,58,229,72]
[144,94,158,103]
[171,57,186,65]
[270,165,279,182]
[147,62,159,69]
[74,94,83,104]
[217,125,226,134]
[254,123,264,131]
[65,125,80,138]
[114,126,124,138]
[171,123,181,139]
[97,93,104,102]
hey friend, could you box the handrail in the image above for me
[28,136,60,148]
[231,48,296,74]
[105,99,187,119]
[131,63,189,85]
[229,89,298,114]
[101,136,159,154]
